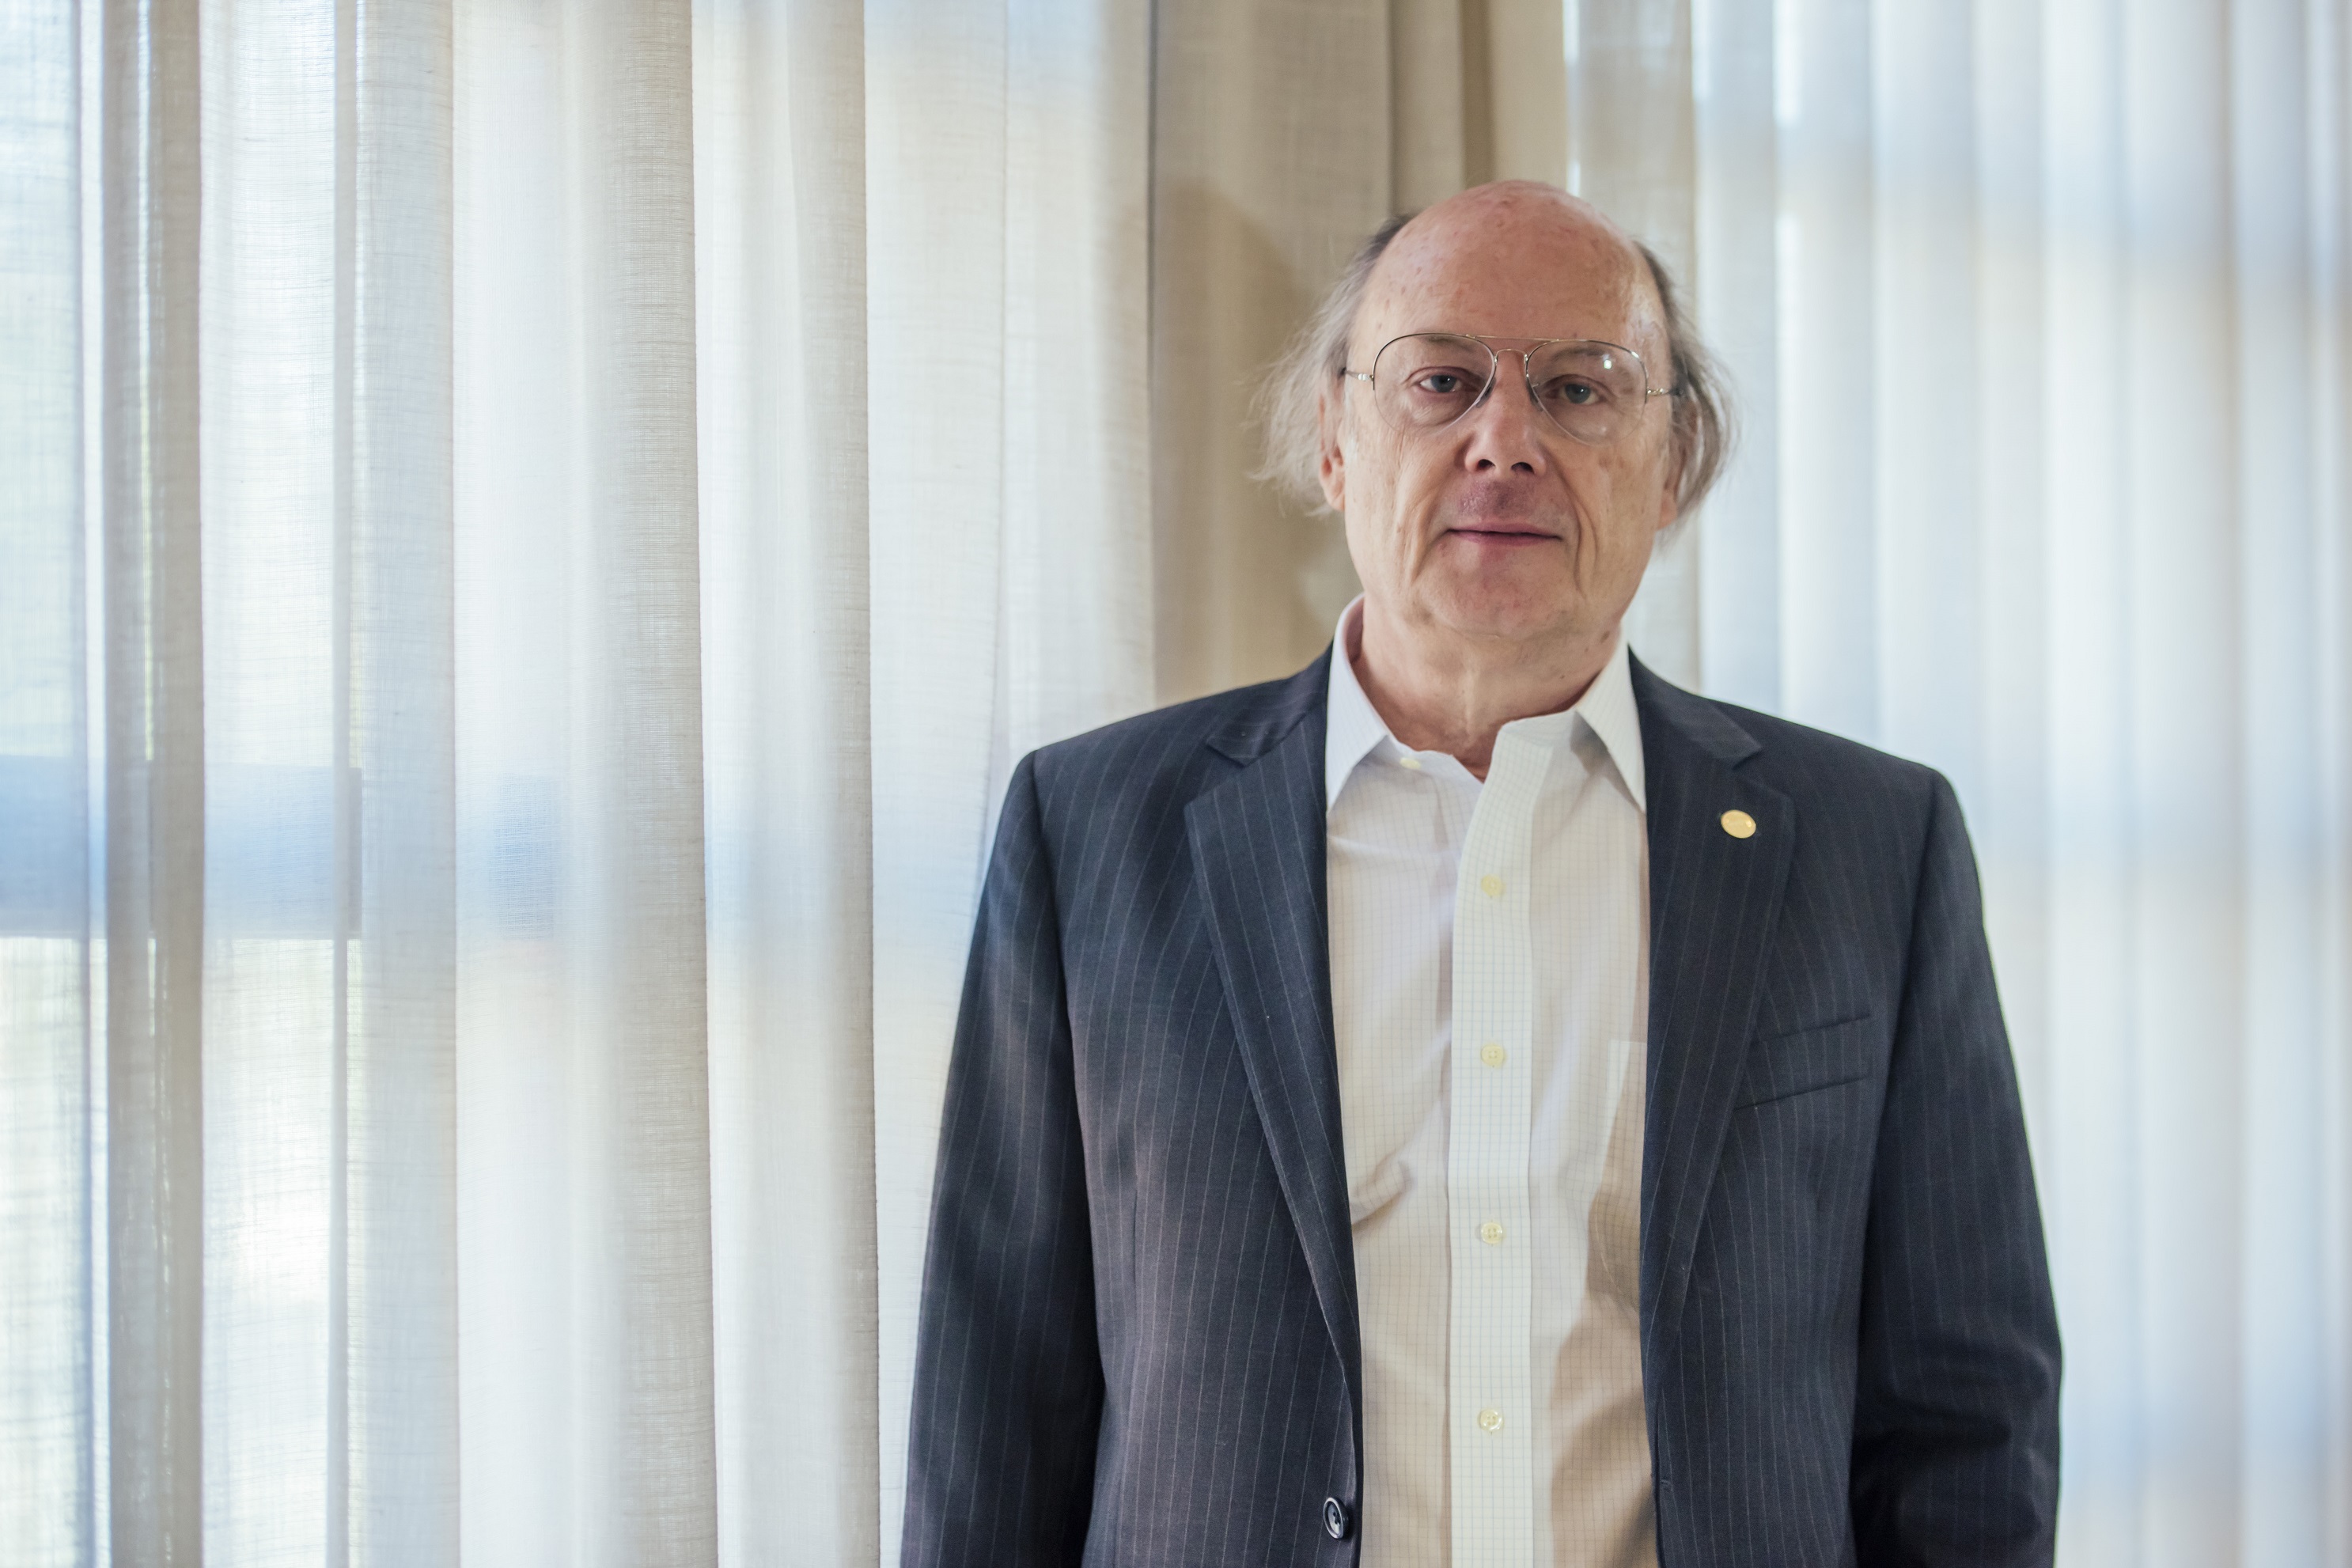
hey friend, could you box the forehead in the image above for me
[1356,199,1662,358]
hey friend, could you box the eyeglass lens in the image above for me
[1369,333,1649,445]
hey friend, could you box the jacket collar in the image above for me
[1202,650,1330,769]
[1629,652,1762,768]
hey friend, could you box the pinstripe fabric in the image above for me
[904,651,2060,1568]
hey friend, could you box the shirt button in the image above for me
[1479,1042,1506,1067]
[1323,1496,1350,1539]
[1479,873,1504,899]
[1397,754,1422,771]
[1479,1220,1504,1245]
[1478,1408,1505,1433]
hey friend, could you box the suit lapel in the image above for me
[1632,658,1795,1358]
[1185,656,1362,1417]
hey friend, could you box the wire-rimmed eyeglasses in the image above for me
[1341,332,1676,447]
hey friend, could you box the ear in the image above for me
[1653,436,1683,533]
[1316,384,1346,513]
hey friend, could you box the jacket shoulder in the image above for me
[1721,701,1944,801]
[1024,656,1326,801]
[1634,655,1933,790]
[1634,661,1950,834]
[1032,678,1273,767]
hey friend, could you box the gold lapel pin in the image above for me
[1720,809,1757,839]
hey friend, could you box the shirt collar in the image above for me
[1324,598,1396,811]
[1322,596,1647,813]
[1571,631,1646,812]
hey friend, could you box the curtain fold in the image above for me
[343,2,458,1559]
[454,0,718,1560]
[864,0,1153,1545]
[108,0,206,1559]
[691,0,875,1562]
[1147,0,1388,703]
[1,2,97,1564]
[180,0,463,1559]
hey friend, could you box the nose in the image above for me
[1457,350,1549,475]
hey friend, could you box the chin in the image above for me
[1422,571,1581,642]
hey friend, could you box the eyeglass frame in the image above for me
[1339,331,1680,445]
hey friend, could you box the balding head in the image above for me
[1352,184,1670,384]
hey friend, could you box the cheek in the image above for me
[1338,433,1419,529]
[1582,445,1672,531]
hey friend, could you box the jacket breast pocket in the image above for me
[1732,1012,1880,1109]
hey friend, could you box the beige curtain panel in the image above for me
[2,1,2348,1565]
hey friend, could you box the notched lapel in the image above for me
[1633,661,1796,1360]
[1184,691,1362,1421]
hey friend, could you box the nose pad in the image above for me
[1505,349,1553,422]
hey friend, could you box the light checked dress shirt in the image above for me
[1324,597,1657,1568]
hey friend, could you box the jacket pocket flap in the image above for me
[1733,1012,1880,1108]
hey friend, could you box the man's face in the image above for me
[1319,189,1680,654]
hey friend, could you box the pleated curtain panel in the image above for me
[3,0,2349,1564]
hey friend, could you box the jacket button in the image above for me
[1323,1497,1350,1540]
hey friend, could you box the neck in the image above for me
[1350,597,1617,780]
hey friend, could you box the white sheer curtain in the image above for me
[2,0,1144,1563]
[5,2,2350,1567]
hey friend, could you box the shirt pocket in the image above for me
[1732,1012,1880,1109]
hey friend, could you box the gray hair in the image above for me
[1254,214,1733,521]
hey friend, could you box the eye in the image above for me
[1540,377,1605,408]
[1412,370,1472,396]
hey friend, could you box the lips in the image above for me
[1445,494,1559,542]
[1448,525,1556,543]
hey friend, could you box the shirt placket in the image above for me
[1447,729,1547,1568]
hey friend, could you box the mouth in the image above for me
[1446,525,1558,547]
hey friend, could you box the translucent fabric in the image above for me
[0,1,1148,1564]
[5,2,2351,1567]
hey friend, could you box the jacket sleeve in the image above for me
[902,752,1104,1568]
[1850,773,2062,1565]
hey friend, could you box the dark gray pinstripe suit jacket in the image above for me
[904,650,2060,1567]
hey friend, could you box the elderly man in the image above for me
[903,181,2060,1567]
